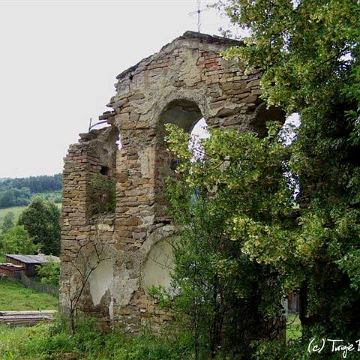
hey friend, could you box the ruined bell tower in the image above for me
[59,31,284,329]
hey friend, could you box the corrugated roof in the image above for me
[5,254,60,264]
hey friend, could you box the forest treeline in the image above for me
[0,174,62,208]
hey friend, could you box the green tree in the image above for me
[0,225,38,254]
[218,0,360,349]
[18,197,61,255]
[1,211,14,234]
[164,123,293,359]
[36,258,60,286]
[0,189,16,208]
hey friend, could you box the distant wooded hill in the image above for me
[0,174,62,209]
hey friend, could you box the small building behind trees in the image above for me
[1,254,60,277]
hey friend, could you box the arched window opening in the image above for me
[156,99,205,220]
[160,99,203,133]
[279,112,300,146]
[89,125,119,215]
[189,117,209,162]
[253,103,286,138]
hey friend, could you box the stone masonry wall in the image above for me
[60,31,284,331]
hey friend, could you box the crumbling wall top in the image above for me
[116,31,243,82]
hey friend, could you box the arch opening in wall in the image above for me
[90,125,119,215]
[279,112,300,146]
[160,99,203,133]
[252,103,286,138]
[155,99,205,219]
[189,117,209,162]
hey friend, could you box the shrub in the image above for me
[36,258,60,286]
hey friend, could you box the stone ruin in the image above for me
[60,31,284,330]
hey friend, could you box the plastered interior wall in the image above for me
[141,238,174,293]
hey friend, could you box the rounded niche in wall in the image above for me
[141,237,175,294]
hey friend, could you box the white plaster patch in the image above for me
[114,278,138,306]
[88,258,113,306]
[141,239,174,293]
[109,297,114,320]
[96,223,114,232]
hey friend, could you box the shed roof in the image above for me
[5,254,60,264]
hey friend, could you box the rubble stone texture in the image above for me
[60,31,284,330]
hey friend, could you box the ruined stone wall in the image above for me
[60,31,284,331]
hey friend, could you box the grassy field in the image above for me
[0,308,303,359]
[287,312,301,340]
[0,277,58,311]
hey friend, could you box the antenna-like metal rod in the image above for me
[189,0,208,33]
[196,0,201,33]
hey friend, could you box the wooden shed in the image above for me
[4,254,60,277]
[0,263,24,277]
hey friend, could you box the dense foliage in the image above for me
[0,187,31,208]
[210,0,360,356]
[0,225,38,254]
[148,1,360,358]
[0,174,62,209]
[90,173,116,214]
[36,258,60,286]
[162,123,293,359]
[1,212,14,234]
[18,197,61,256]
[0,174,62,193]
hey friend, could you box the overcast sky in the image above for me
[0,0,232,179]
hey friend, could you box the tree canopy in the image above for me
[1,212,14,234]
[0,174,62,209]
[164,123,292,358]
[18,197,61,256]
[0,225,38,255]
[214,0,360,351]
[161,0,360,358]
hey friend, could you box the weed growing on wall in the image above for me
[90,174,116,214]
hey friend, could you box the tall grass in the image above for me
[0,312,303,359]
[287,312,302,340]
[0,319,192,360]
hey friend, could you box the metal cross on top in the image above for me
[189,0,209,33]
